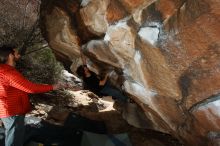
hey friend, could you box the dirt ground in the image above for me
[27,90,184,146]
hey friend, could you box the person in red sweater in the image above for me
[0,45,63,146]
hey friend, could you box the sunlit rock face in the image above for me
[80,0,109,36]
[43,7,80,64]
[42,0,220,145]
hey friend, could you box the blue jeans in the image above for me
[1,115,25,146]
[100,83,128,102]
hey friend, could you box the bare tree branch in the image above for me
[24,45,49,56]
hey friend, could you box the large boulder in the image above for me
[38,0,220,145]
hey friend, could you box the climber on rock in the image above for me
[76,48,128,103]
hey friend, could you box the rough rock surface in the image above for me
[44,7,80,64]
[1,0,219,145]
[0,0,40,45]
[40,0,220,145]
[2,89,182,146]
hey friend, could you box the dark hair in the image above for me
[0,45,15,64]
[76,65,86,77]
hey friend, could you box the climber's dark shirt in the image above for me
[83,72,104,96]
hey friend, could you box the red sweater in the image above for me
[0,64,53,118]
